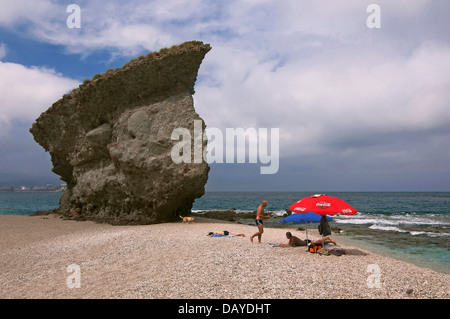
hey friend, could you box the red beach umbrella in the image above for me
[289,194,357,252]
[289,194,357,216]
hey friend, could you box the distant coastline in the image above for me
[0,184,66,192]
[0,189,64,193]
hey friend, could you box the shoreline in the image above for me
[0,214,449,299]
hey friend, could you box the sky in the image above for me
[1,0,450,192]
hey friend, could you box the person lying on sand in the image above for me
[278,232,337,247]
[207,231,246,237]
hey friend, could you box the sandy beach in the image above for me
[0,214,449,299]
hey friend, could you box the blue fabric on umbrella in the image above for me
[280,212,332,224]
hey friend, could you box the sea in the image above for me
[1,191,449,274]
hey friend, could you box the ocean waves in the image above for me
[334,212,450,238]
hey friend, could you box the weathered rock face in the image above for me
[30,41,211,224]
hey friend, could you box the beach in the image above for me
[0,214,449,299]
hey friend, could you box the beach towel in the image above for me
[327,248,367,256]
[209,233,237,238]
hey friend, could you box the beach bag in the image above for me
[308,243,323,253]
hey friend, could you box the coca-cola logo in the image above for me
[316,202,331,209]
[342,208,353,213]
[294,207,306,212]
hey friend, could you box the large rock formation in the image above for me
[30,41,211,224]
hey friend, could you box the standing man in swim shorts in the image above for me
[250,200,270,243]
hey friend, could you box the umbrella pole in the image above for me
[305,223,310,251]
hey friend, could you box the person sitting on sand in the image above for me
[207,230,246,237]
[278,232,337,247]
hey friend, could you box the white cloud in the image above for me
[277,0,430,35]
[0,0,56,26]
[2,1,448,147]
[35,21,174,57]
[0,0,226,57]
[0,0,437,58]
[0,61,79,137]
[195,39,450,161]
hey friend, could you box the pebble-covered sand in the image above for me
[0,215,448,299]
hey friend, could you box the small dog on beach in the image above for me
[179,216,195,224]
